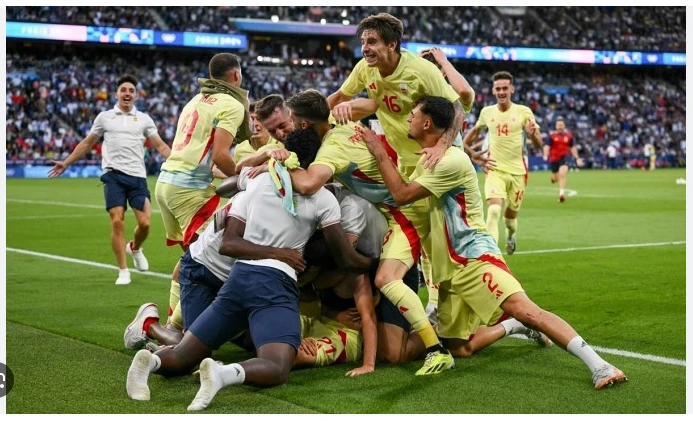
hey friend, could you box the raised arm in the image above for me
[148,134,171,159]
[289,164,334,196]
[48,132,100,178]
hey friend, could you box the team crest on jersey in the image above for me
[399,83,408,94]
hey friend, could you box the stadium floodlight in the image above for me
[257,56,263,62]
[301,59,307,65]
[320,19,326,25]
[342,20,349,25]
[341,9,347,17]
[271,15,279,23]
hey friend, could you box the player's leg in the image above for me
[484,171,506,244]
[420,253,439,324]
[504,173,526,255]
[127,177,152,271]
[558,160,569,203]
[102,171,131,284]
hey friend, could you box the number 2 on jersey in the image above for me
[495,123,509,137]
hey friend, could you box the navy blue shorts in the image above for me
[178,250,225,330]
[188,262,301,351]
[100,169,150,211]
[550,156,568,173]
[375,263,419,330]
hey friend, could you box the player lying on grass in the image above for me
[126,124,377,408]
[357,95,627,389]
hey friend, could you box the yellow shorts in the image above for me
[154,181,220,247]
[300,315,362,367]
[378,200,429,268]
[436,254,523,340]
[484,170,528,212]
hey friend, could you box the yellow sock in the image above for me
[486,204,502,243]
[420,255,438,307]
[168,280,180,319]
[380,280,439,348]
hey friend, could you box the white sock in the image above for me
[220,363,245,387]
[559,189,565,196]
[127,350,156,401]
[150,353,161,372]
[119,268,130,276]
[566,336,608,374]
[500,318,526,336]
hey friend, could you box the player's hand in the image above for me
[576,157,584,167]
[48,160,67,178]
[355,126,384,153]
[416,142,447,169]
[247,163,268,179]
[420,47,449,66]
[333,308,361,331]
[524,120,537,136]
[468,140,497,170]
[332,102,353,125]
[345,364,375,377]
[542,154,549,162]
[274,248,306,273]
[267,148,290,162]
[298,338,318,357]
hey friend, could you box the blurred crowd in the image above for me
[8,6,685,52]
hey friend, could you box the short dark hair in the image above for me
[283,128,322,170]
[358,13,403,54]
[304,230,337,271]
[208,53,241,79]
[255,94,285,121]
[117,75,138,89]
[286,90,330,123]
[414,96,455,132]
[249,101,258,114]
[492,71,514,85]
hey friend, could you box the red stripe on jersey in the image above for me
[166,239,184,247]
[477,254,513,275]
[522,157,529,185]
[352,168,379,183]
[183,194,221,247]
[378,134,399,166]
[444,220,468,265]
[336,329,348,363]
[383,204,420,262]
[455,192,469,226]
[198,127,216,164]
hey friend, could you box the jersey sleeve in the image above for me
[474,107,488,130]
[339,59,367,98]
[143,114,158,139]
[338,194,367,236]
[90,112,106,137]
[315,188,342,228]
[411,154,463,198]
[310,138,348,175]
[214,100,245,138]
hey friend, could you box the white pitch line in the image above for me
[514,241,685,255]
[7,214,104,220]
[5,246,687,368]
[6,198,162,214]
[6,247,170,279]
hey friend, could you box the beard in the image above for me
[407,132,414,139]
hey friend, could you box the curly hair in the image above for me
[283,127,322,169]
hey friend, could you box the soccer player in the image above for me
[270,90,454,375]
[463,71,543,255]
[126,127,377,407]
[232,101,280,163]
[48,75,171,285]
[643,142,656,171]
[358,95,627,389]
[543,118,584,203]
[328,13,466,174]
[154,53,250,329]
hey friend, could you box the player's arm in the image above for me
[570,136,584,166]
[346,274,377,377]
[331,98,379,124]
[423,47,474,108]
[289,164,334,196]
[322,223,378,274]
[542,143,551,161]
[219,216,306,272]
[358,128,432,206]
[48,132,100,177]
[210,127,237,177]
[148,134,171,159]
[523,110,543,148]
[215,175,240,198]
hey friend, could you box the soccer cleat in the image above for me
[525,329,552,348]
[115,270,131,286]
[124,303,159,350]
[126,241,149,271]
[145,342,162,353]
[425,303,438,327]
[559,195,565,203]
[188,358,225,411]
[127,350,154,401]
[593,364,628,390]
[506,236,516,255]
[415,350,455,376]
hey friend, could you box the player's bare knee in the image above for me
[374,273,393,290]
[111,218,125,233]
[137,219,151,232]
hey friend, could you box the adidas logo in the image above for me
[368,82,377,90]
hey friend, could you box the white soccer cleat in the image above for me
[506,236,517,255]
[124,303,159,350]
[525,329,553,348]
[127,350,154,401]
[188,358,225,411]
[593,364,628,390]
[126,241,149,271]
[115,269,132,286]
